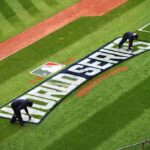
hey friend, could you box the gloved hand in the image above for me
[28,114,32,120]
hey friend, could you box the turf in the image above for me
[17,0,41,16]
[0,0,79,42]
[0,0,150,150]
[141,24,150,31]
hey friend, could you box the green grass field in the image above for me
[143,25,150,31]
[0,0,150,150]
[0,0,79,42]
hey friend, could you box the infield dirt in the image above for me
[0,0,127,61]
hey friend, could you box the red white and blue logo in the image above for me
[0,38,150,124]
[31,62,65,77]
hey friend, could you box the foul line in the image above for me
[138,23,150,33]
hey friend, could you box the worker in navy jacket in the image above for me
[10,99,33,126]
[118,32,138,51]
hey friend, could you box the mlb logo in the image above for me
[31,62,65,77]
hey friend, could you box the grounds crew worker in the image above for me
[118,32,138,52]
[10,99,33,126]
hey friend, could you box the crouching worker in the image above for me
[118,32,138,52]
[10,99,33,126]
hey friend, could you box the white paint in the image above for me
[42,81,77,93]
[18,95,54,104]
[31,62,65,77]
[52,73,86,85]
[1,107,14,115]
[15,95,56,111]
[0,107,41,123]
[105,38,150,55]
[133,41,150,50]
[42,65,64,72]
[0,113,12,119]
[32,101,56,110]
[138,23,150,33]
[21,115,40,123]
[105,38,132,54]
[79,58,113,69]
[1,107,46,117]
[68,65,101,76]
[28,87,63,102]
[100,49,132,57]
[89,52,127,64]
[1,38,150,124]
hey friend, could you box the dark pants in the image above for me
[10,107,25,126]
[118,35,128,49]
[118,33,134,50]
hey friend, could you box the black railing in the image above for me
[117,140,150,150]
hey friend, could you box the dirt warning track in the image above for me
[0,0,127,61]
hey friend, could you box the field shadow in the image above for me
[43,77,150,150]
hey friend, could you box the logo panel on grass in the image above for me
[31,62,65,77]
[0,38,150,124]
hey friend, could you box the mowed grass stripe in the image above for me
[5,0,32,26]
[0,0,22,26]
[0,0,149,103]
[0,0,149,104]
[0,0,79,41]
[44,77,150,150]
[0,0,150,150]
[0,0,17,18]
[43,0,59,7]
[144,24,150,31]
[0,13,14,36]
[18,0,41,17]
[0,0,148,85]
[0,53,150,149]
[41,50,150,150]
[31,0,52,16]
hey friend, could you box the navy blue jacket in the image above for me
[123,32,136,49]
[11,99,30,114]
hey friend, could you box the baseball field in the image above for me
[0,0,150,150]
